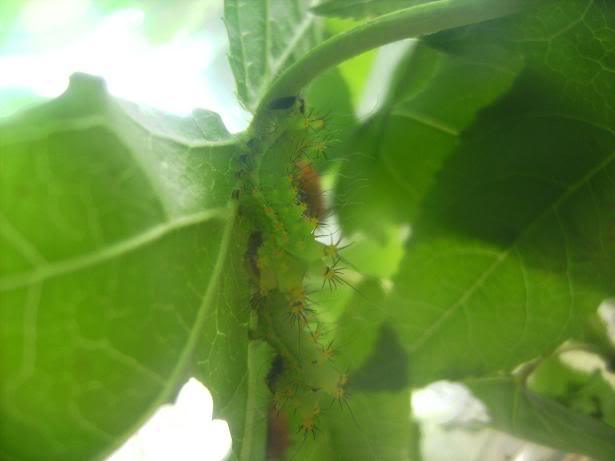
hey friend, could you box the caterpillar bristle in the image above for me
[322,259,347,290]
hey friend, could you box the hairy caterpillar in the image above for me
[236,97,352,453]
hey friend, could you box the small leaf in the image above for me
[528,352,615,428]
[468,377,615,461]
[224,0,319,111]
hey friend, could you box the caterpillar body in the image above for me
[236,98,350,448]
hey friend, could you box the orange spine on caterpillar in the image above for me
[235,96,353,451]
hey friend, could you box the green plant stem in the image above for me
[254,0,550,118]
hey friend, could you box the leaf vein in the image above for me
[410,145,615,353]
[0,208,229,292]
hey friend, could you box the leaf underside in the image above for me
[0,74,246,461]
[334,0,615,384]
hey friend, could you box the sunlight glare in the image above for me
[107,378,231,461]
[412,381,489,425]
[0,4,251,131]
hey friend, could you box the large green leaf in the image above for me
[467,377,615,461]
[335,40,521,236]
[390,78,615,384]
[224,0,319,111]
[0,74,247,461]
[384,0,615,384]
